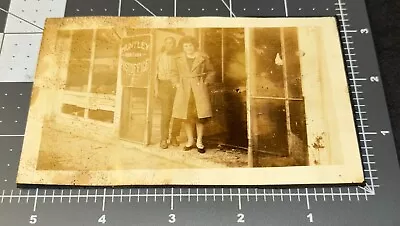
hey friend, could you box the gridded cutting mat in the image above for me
[1,0,400,225]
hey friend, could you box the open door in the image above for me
[118,31,153,145]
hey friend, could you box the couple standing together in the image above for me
[154,35,215,154]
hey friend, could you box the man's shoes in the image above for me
[160,140,168,149]
[170,137,179,147]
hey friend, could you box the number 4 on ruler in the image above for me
[98,214,106,224]
[381,130,389,136]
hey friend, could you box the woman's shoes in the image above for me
[197,146,206,154]
[183,145,195,151]
[196,143,206,154]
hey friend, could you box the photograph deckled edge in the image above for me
[15,16,365,186]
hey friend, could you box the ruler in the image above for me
[1,0,400,225]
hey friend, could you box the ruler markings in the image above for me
[337,0,378,193]
[94,189,97,203]
[297,188,301,201]
[313,188,318,201]
[121,189,123,203]
[205,188,207,202]
[129,189,132,203]
[280,189,283,201]
[230,188,233,201]
[33,188,38,212]
[145,189,148,203]
[0,192,378,199]
[288,189,291,202]
[69,189,72,203]
[102,188,106,212]
[322,188,326,201]
[339,188,343,201]
[27,190,29,203]
[356,187,360,201]
[188,188,190,202]
[118,0,122,16]
[196,188,199,202]
[255,188,258,202]
[137,189,140,202]
[163,188,165,202]
[238,188,242,210]
[179,188,182,202]
[18,190,21,203]
[52,190,55,203]
[154,188,156,202]
[61,190,64,203]
[112,189,115,203]
[222,188,224,201]
[263,189,267,202]
[246,188,250,202]
[78,189,81,203]
[86,189,89,203]
[348,188,352,201]
[305,188,310,210]
[283,0,288,16]
[9,190,13,203]
[272,189,275,202]
[331,188,335,201]
[213,188,216,202]
[170,188,174,210]
[43,190,46,203]
[1,190,4,203]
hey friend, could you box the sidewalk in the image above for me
[36,124,248,171]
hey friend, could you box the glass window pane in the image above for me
[65,59,90,92]
[202,28,222,83]
[283,27,303,98]
[61,104,85,117]
[95,29,120,59]
[289,100,308,165]
[252,28,284,97]
[250,98,288,156]
[88,109,114,123]
[91,59,118,94]
[70,30,93,59]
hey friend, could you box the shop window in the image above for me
[249,27,308,163]
[61,104,85,117]
[88,109,114,123]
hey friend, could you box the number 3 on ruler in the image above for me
[169,213,176,223]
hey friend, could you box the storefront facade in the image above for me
[49,26,338,167]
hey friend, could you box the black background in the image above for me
[365,0,400,164]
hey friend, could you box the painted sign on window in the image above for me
[121,34,151,87]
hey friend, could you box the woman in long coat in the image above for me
[171,36,215,153]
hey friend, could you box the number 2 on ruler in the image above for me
[370,76,379,82]
[237,213,245,223]
[307,213,314,223]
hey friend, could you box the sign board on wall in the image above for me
[121,34,152,87]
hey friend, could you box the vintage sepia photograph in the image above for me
[16,16,364,186]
